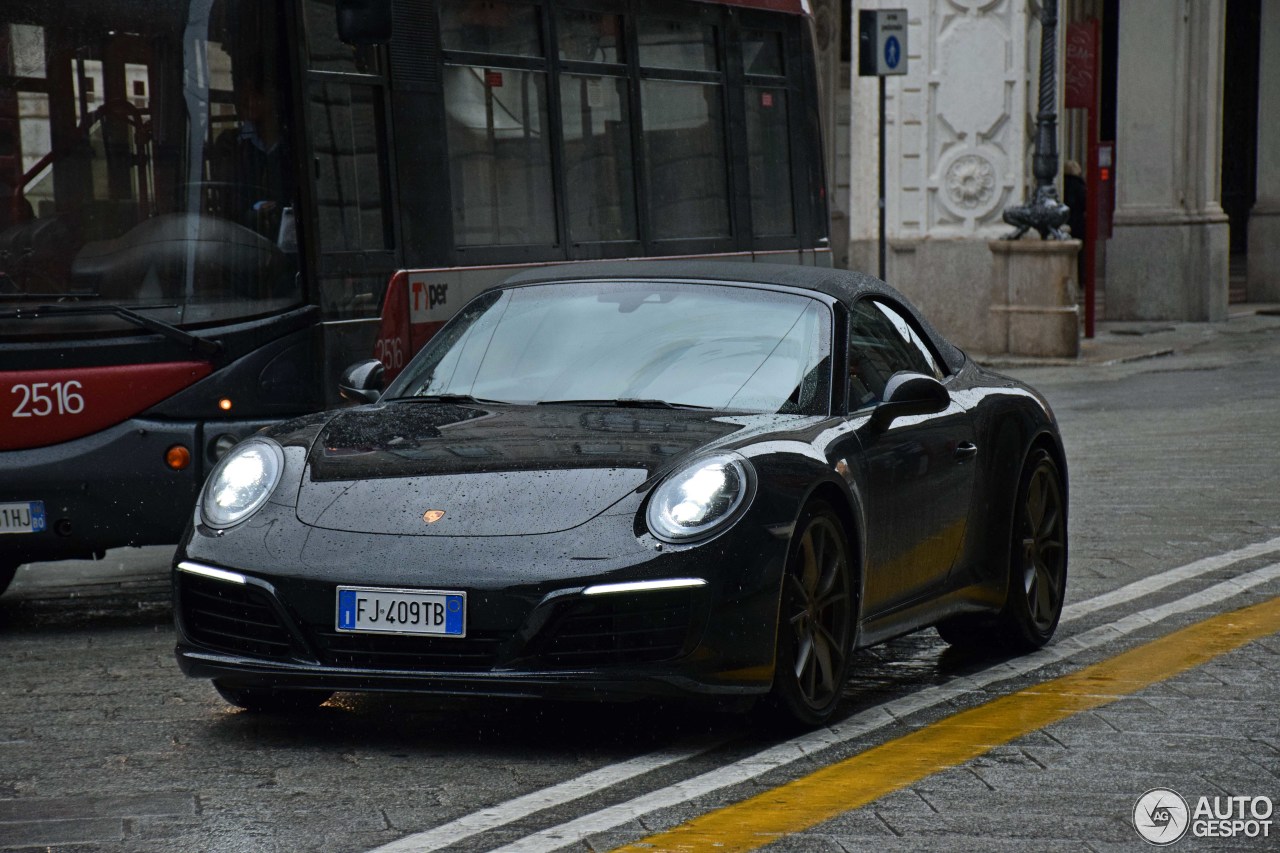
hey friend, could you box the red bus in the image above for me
[0,0,829,594]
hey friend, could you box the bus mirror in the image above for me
[336,0,393,45]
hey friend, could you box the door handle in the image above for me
[954,442,978,462]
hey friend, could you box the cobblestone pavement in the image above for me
[1,309,1278,852]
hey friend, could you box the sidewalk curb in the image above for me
[972,303,1280,370]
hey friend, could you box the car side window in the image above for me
[847,299,944,410]
[871,300,944,380]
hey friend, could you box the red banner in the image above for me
[1065,21,1099,111]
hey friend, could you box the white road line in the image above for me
[368,536,1280,853]
[487,562,1280,853]
[366,738,727,853]
[1061,534,1280,621]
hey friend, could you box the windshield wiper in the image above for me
[0,303,221,357]
[537,398,712,410]
[399,393,512,405]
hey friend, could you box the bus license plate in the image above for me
[336,586,465,637]
[0,501,46,535]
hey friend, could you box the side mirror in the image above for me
[336,0,393,45]
[869,371,950,430]
[339,359,385,404]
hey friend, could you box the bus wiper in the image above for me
[537,398,712,410]
[0,303,221,357]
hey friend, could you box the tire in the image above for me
[213,682,332,714]
[938,447,1067,652]
[765,500,855,727]
[0,560,17,594]
[0,563,17,597]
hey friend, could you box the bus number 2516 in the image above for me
[374,337,405,370]
[10,381,85,418]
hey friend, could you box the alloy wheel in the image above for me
[781,512,852,713]
[1018,455,1067,635]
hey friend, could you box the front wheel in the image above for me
[765,500,855,727]
[214,682,332,714]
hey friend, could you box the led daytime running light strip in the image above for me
[177,561,247,585]
[583,578,707,596]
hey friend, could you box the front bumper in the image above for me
[172,517,789,701]
[176,649,764,701]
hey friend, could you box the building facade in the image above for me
[812,0,1275,353]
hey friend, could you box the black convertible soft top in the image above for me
[500,259,968,374]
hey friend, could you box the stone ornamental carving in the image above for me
[921,2,1026,233]
[945,154,997,210]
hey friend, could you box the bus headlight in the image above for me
[646,452,753,542]
[200,437,284,529]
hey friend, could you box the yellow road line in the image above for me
[612,594,1280,853]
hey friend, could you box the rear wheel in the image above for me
[939,447,1067,651]
[213,682,332,714]
[0,563,18,597]
[766,500,855,727]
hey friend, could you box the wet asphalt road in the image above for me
[2,320,1278,852]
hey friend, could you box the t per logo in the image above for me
[409,277,450,322]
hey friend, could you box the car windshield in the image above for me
[386,280,833,415]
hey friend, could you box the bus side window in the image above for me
[308,81,390,253]
[440,1,557,249]
[303,0,395,322]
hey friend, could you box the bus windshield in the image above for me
[0,0,302,338]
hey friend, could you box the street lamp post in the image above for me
[1004,0,1070,240]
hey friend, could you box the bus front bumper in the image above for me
[0,417,265,566]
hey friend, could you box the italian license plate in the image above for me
[0,501,46,535]
[336,586,466,637]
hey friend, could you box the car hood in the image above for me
[293,402,744,536]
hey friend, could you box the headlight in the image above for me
[200,437,284,528]
[646,452,754,542]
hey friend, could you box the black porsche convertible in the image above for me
[173,261,1068,726]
